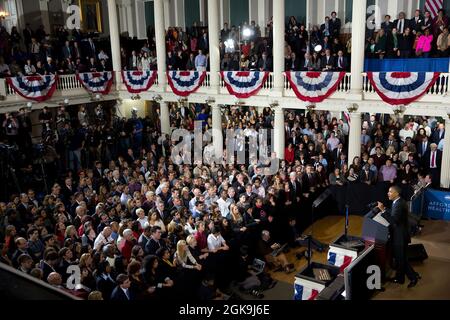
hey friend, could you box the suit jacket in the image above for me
[110,286,135,301]
[335,56,348,71]
[416,140,430,157]
[431,129,445,143]
[424,149,442,169]
[409,16,424,33]
[384,140,399,152]
[329,18,341,37]
[386,198,411,247]
[257,57,273,71]
[321,55,336,70]
[393,19,410,33]
[288,180,302,203]
[144,237,166,255]
[300,58,313,71]
[381,21,393,32]
[285,57,300,71]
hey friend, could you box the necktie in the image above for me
[125,289,130,300]
[339,57,342,68]
[423,142,426,155]
[431,151,436,168]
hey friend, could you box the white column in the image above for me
[125,0,135,38]
[135,0,147,39]
[38,0,51,33]
[440,118,450,188]
[272,0,285,94]
[118,4,126,33]
[160,102,170,135]
[257,0,269,37]
[174,0,186,30]
[208,0,220,93]
[348,112,362,165]
[107,0,122,88]
[164,0,171,29]
[220,0,230,27]
[274,108,285,160]
[16,0,25,32]
[249,0,258,24]
[211,104,223,160]
[199,0,206,26]
[349,0,367,98]
[155,0,167,89]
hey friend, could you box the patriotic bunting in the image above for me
[327,246,358,272]
[367,72,440,106]
[7,75,58,102]
[285,71,345,103]
[121,70,157,93]
[76,72,114,94]
[294,279,324,300]
[220,71,269,98]
[167,71,206,97]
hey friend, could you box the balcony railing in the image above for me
[1,71,449,105]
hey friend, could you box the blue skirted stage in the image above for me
[364,58,450,72]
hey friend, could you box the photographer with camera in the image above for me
[2,113,19,145]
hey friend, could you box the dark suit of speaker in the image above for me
[385,198,417,283]
[110,286,135,300]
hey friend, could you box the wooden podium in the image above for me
[362,210,392,281]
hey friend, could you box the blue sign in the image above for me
[424,189,450,221]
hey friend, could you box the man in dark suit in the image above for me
[416,135,431,160]
[424,143,442,188]
[377,186,419,287]
[257,52,272,71]
[335,50,348,71]
[394,12,409,34]
[431,122,445,144]
[409,9,424,34]
[329,11,341,39]
[144,226,166,255]
[335,153,347,170]
[321,49,335,71]
[110,274,135,300]
[23,23,33,52]
[288,172,302,208]
[384,133,399,153]
[381,15,393,32]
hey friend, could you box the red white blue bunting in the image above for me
[6,75,58,102]
[220,71,269,99]
[328,251,354,272]
[367,72,440,106]
[167,71,206,97]
[121,70,157,93]
[76,72,113,94]
[285,71,345,103]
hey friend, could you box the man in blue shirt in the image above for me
[195,49,207,71]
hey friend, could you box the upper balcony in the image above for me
[0,71,449,115]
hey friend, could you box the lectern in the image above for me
[362,209,391,280]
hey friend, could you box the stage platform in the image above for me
[251,215,450,300]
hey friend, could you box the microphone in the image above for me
[367,202,378,209]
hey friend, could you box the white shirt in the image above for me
[207,233,226,251]
[217,198,233,217]
[137,217,148,229]
[94,232,113,250]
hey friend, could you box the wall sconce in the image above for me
[393,105,406,117]
[0,11,9,18]
[205,97,215,105]
[269,101,279,108]
[26,101,33,110]
[152,94,162,102]
[235,100,246,106]
[306,104,316,112]
[347,103,359,113]
[131,94,141,100]
[90,93,102,102]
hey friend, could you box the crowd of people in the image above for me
[0,96,446,300]
[0,23,111,78]
[367,9,450,59]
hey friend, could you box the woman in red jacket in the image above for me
[285,143,295,165]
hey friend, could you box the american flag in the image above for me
[425,0,444,19]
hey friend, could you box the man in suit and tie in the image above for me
[409,9,424,34]
[424,143,442,188]
[417,135,430,160]
[394,12,409,34]
[110,274,135,300]
[300,52,313,71]
[144,226,166,255]
[257,52,272,71]
[381,15,393,32]
[335,50,348,71]
[86,37,97,58]
[332,143,345,166]
[377,186,419,288]
[384,133,399,153]
[419,10,433,32]
[336,153,347,170]
[62,41,72,60]
[288,172,302,208]
[431,122,445,144]
[360,163,376,185]
[321,49,335,71]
